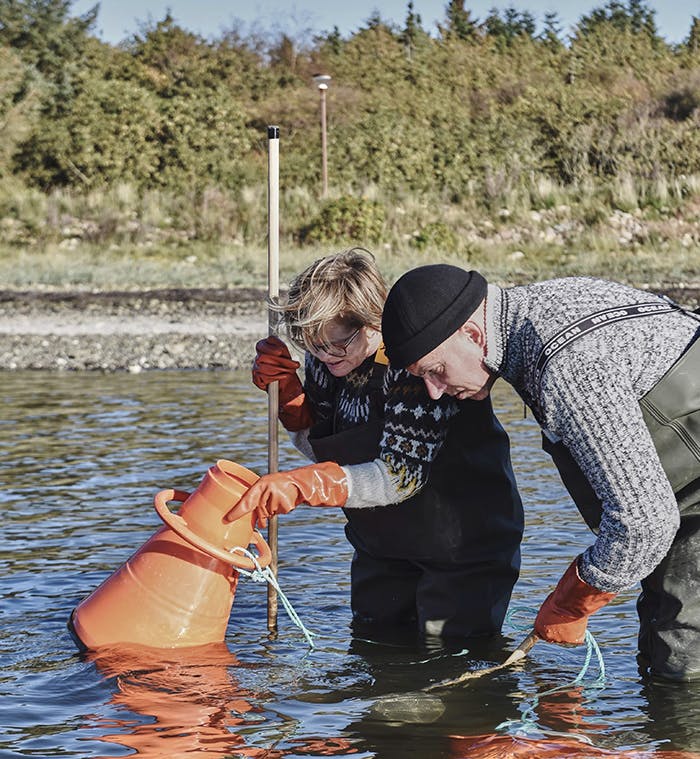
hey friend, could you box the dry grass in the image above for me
[0,176,698,291]
[0,237,696,292]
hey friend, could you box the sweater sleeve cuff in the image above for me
[342,460,403,509]
[578,549,636,594]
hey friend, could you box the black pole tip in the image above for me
[267,126,280,139]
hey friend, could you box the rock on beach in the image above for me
[0,288,270,371]
[0,284,697,372]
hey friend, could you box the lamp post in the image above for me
[312,73,331,198]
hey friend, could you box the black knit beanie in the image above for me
[382,265,487,368]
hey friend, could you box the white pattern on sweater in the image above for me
[294,353,459,510]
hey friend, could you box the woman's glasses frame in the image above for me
[309,327,362,357]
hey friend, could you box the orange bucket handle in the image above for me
[153,489,272,572]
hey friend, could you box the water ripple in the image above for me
[1,371,697,757]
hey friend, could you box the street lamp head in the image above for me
[313,73,332,91]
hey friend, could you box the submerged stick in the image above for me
[424,630,539,691]
[266,125,280,633]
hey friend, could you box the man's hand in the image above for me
[534,556,616,645]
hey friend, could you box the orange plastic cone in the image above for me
[69,459,272,651]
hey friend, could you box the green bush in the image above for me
[299,196,385,244]
[410,220,458,251]
[3,0,700,274]
[14,74,161,188]
[0,46,41,177]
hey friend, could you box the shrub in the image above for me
[410,220,458,251]
[299,196,385,244]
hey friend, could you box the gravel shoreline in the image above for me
[0,288,270,371]
[1,284,698,372]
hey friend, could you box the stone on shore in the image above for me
[0,284,697,372]
[0,288,269,371]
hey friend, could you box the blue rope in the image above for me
[494,606,606,738]
[231,546,316,649]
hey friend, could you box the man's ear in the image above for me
[460,319,486,347]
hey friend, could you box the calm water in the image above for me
[2,370,700,759]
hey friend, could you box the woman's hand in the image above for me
[225,461,348,528]
[252,336,314,431]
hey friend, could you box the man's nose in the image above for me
[423,375,445,400]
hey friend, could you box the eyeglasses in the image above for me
[309,327,361,357]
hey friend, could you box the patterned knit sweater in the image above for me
[484,278,699,593]
[291,352,460,510]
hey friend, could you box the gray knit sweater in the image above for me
[484,278,698,593]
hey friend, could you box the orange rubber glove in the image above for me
[534,556,616,645]
[252,336,314,431]
[224,461,348,528]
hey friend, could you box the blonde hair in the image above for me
[281,247,388,353]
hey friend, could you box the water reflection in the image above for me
[640,678,700,753]
[86,643,265,758]
[1,370,700,758]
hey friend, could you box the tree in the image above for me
[540,11,564,49]
[0,44,41,178]
[483,5,536,48]
[576,0,659,42]
[318,25,343,56]
[127,13,210,94]
[153,85,252,192]
[442,0,479,42]
[686,16,700,56]
[13,72,161,188]
[504,6,535,38]
[0,0,97,78]
[402,1,422,61]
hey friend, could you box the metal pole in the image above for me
[320,87,328,198]
[266,125,280,633]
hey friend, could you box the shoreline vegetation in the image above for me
[2,3,700,286]
[1,175,700,291]
[1,1,699,369]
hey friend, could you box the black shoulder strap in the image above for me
[534,301,682,386]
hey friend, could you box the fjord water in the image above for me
[2,370,699,758]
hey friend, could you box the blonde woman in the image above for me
[228,248,524,640]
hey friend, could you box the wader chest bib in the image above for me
[308,362,522,562]
[537,310,700,524]
[307,355,524,637]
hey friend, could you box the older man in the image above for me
[381,264,700,681]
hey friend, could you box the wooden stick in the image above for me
[266,125,280,633]
[424,631,539,691]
